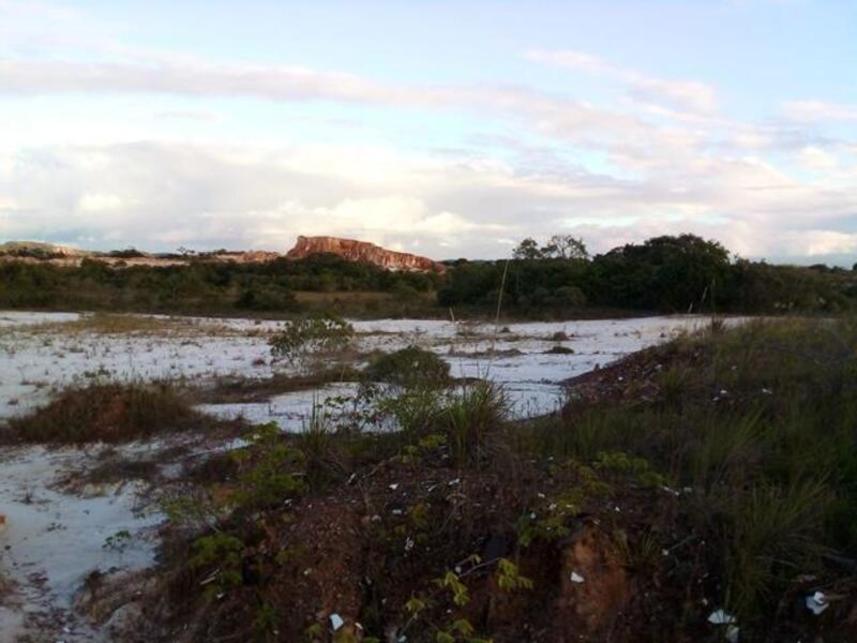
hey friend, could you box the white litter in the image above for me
[708,609,736,625]
[805,591,829,615]
[330,613,345,631]
[726,624,740,642]
[389,483,399,491]
[570,571,585,584]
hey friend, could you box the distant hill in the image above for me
[0,241,91,259]
[0,236,446,273]
[285,235,445,273]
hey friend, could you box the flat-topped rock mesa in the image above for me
[286,235,446,273]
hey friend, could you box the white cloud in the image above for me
[525,49,718,114]
[1,140,855,264]
[0,19,854,265]
[78,192,125,212]
[797,146,838,171]
[782,100,857,123]
[782,230,857,257]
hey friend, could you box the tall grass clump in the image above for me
[721,478,831,617]
[297,402,342,488]
[443,381,507,467]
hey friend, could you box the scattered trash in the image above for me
[389,483,399,491]
[404,537,414,552]
[448,478,460,486]
[661,485,680,497]
[805,591,829,615]
[761,387,773,395]
[330,613,345,631]
[708,609,736,625]
[391,508,403,516]
[725,624,740,642]
[570,571,585,584]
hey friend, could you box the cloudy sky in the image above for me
[1,0,856,264]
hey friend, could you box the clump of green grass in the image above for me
[7,382,209,443]
[444,381,507,466]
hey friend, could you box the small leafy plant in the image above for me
[269,314,354,373]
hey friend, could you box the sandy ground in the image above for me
[0,311,729,641]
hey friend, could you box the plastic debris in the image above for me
[448,478,461,486]
[726,624,740,642]
[805,591,829,615]
[570,571,585,584]
[708,609,736,625]
[330,613,345,631]
[404,537,414,552]
[389,483,399,491]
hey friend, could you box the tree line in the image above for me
[0,234,854,316]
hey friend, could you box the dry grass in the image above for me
[28,312,249,337]
[6,382,214,443]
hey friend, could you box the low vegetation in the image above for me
[363,345,451,388]
[5,382,212,443]
[82,317,855,641]
[268,313,355,374]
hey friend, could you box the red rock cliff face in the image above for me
[285,236,446,273]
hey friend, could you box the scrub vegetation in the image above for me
[66,316,857,642]
[4,382,213,444]
[2,234,855,319]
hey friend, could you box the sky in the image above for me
[1,1,856,264]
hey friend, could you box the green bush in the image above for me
[269,313,354,373]
[364,346,450,389]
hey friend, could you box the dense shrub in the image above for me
[364,346,450,388]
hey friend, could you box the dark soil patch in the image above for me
[198,367,360,404]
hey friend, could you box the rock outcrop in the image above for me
[285,236,445,273]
